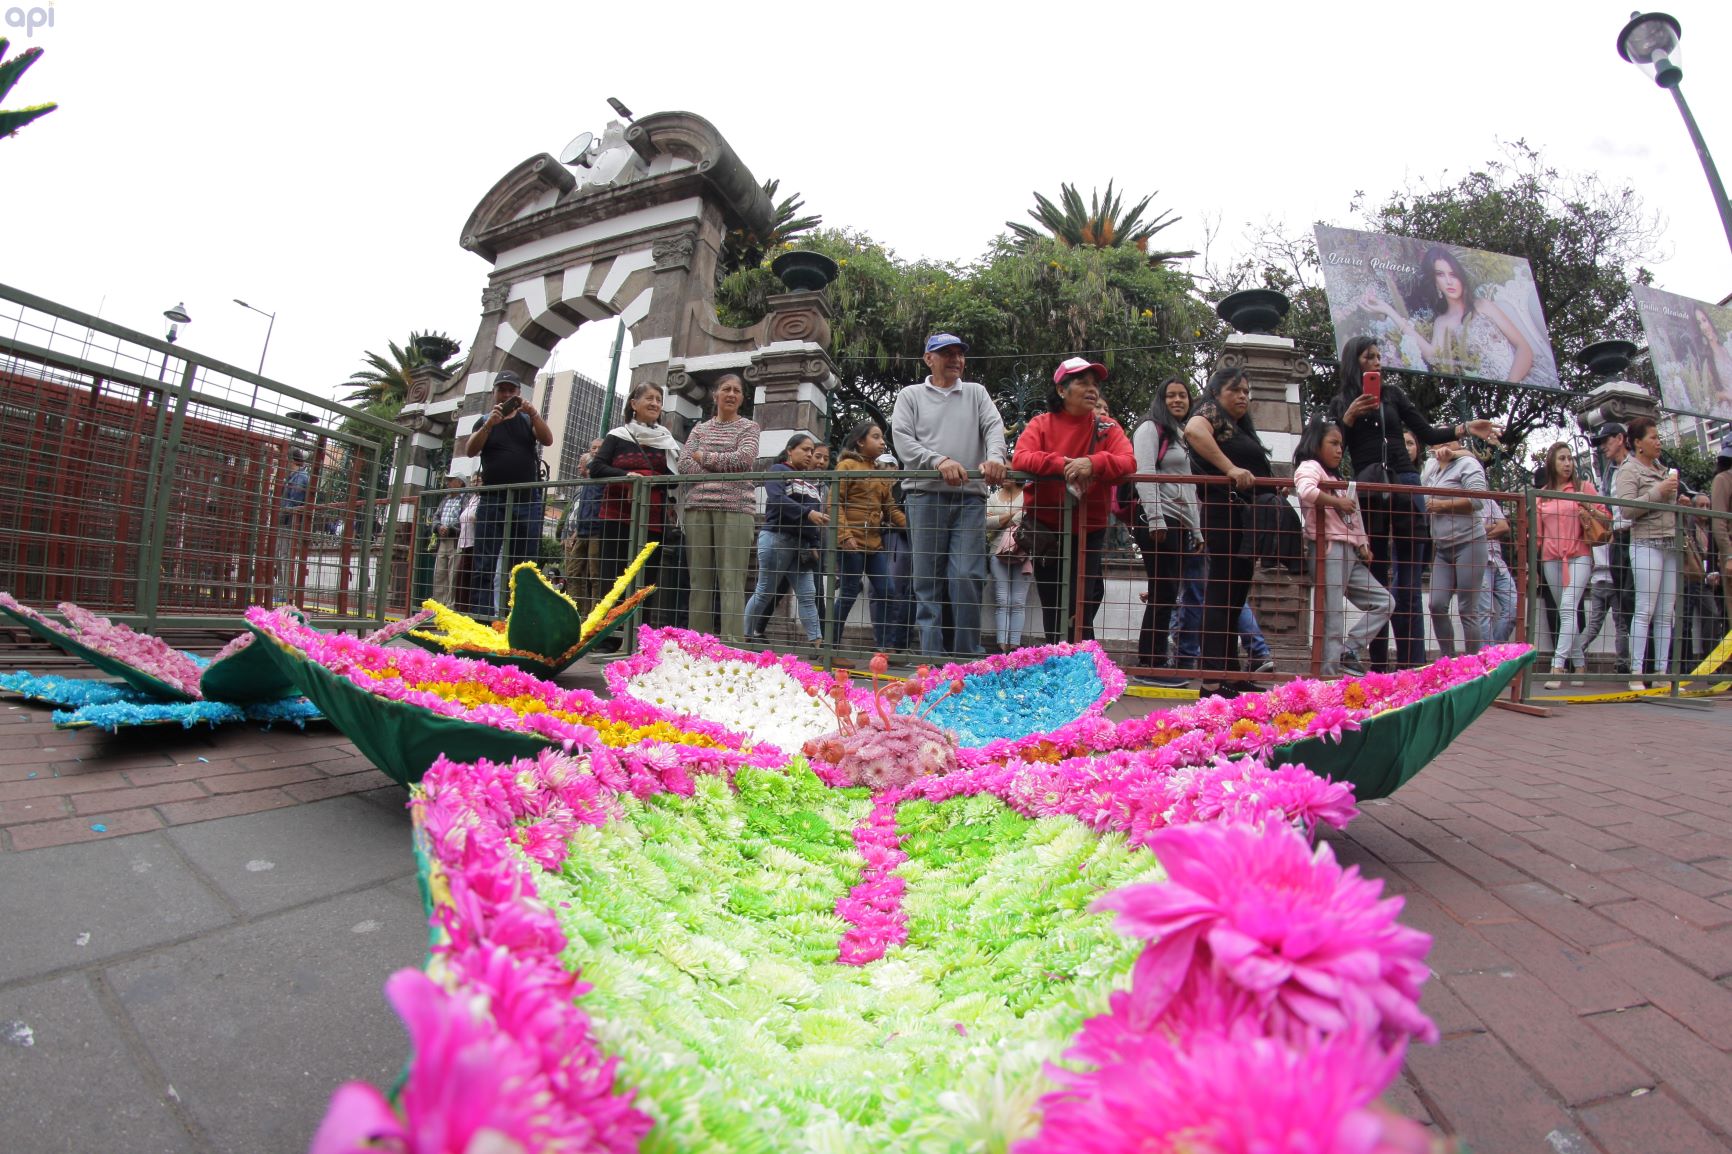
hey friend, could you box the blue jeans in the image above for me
[472,489,544,618]
[904,490,988,658]
[745,530,821,642]
[830,547,893,647]
[881,528,914,648]
[1169,552,1267,663]
[1366,472,1427,668]
[1172,551,1208,664]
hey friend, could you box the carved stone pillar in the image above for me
[1213,292,1314,672]
[745,289,837,461]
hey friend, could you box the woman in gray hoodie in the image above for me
[1420,441,1491,656]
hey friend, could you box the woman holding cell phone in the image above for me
[1329,335,1502,669]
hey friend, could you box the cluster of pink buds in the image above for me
[802,656,964,789]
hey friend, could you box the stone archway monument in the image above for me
[397,110,840,493]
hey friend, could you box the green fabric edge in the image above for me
[1272,650,1535,801]
[506,564,587,660]
[0,603,198,703]
[244,624,550,786]
[198,637,298,703]
[405,606,641,679]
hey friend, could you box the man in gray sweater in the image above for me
[890,333,1008,658]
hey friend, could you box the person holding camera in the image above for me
[463,369,553,616]
[1329,336,1501,669]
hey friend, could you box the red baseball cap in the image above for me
[1053,356,1108,385]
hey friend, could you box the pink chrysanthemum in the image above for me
[1019,1027,1433,1154]
[1095,822,1436,1052]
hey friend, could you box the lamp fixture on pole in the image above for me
[158,302,190,381]
[1618,11,1732,258]
[233,298,277,377]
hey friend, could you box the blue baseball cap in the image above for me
[924,333,969,355]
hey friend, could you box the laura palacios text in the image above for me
[5,1,54,37]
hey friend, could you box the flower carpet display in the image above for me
[306,634,1531,1153]
[0,592,359,730]
[607,627,1126,755]
[408,549,657,679]
[245,607,783,787]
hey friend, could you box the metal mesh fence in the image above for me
[0,283,410,632]
[399,462,1729,702]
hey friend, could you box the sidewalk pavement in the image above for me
[2,678,1730,1152]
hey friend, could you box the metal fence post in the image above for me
[135,363,198,629]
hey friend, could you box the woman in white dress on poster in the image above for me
[1361,246,1535,384]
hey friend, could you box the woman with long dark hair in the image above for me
[1685,305,1732,412]
[1131,374,1202,682]
[1361,246,1535,383]
[1011,357,1135,645]
[1183,366,1270,696]
[1614,416,1683,690]
[1535,441,1606,688]
[1329,335,1502,668]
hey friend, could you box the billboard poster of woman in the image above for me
[1313,225,1561,389]
[1633,284,1732,421]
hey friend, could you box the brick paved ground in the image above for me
[3,677,1730,1151]
[1321,695,1732,1153]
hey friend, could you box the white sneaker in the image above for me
[1543,678,1562,691]
[1628,679,1648,692]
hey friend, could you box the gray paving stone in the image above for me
[0,832,235,985]
[164,794,415,916]
[0,972,196,1153]
[106,882,427,1154]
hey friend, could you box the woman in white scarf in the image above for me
[590,382,683,629]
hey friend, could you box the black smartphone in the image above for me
[500,395,523,416]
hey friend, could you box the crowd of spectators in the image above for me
[436,335,1729,684]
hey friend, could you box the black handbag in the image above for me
[1013,517,1065,560]
[1253,491,1306,575]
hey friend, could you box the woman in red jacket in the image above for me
[1011,357,1136,643]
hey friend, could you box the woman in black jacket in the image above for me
[744,433,829,644]
[1184,366,1272,697]
[1328,335,1501,668]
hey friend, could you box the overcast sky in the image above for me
[5,0,1730,410]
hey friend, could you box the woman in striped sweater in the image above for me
[678,374,760,643]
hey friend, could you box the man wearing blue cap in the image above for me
[890,333,1008,657]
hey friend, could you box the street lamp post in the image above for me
[1618,11,1732,258]
[233,298,277,376]
[157,302,190,381]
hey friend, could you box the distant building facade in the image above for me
[536,369,614,482]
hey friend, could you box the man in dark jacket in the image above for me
[463,369,553,616]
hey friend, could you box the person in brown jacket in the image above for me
[828,420,907,648]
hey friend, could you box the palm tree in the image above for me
[719,178,823,278]
[1,38,57,140]
[340,330,462,408]
[1007,181,1196,265]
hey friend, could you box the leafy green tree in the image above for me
[718,178,822,279]
[1007,181,1197,266]
[716,227,1208,446]
[0,37,56,140]
[1209,143,1662,459]
[340,330,462,407]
